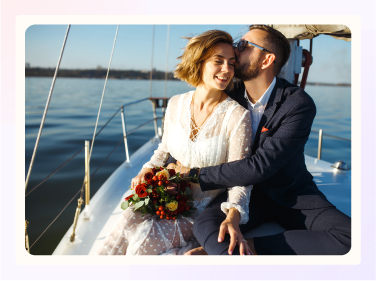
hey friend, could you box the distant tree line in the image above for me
[25,67,350,86]
[25,68,179,80]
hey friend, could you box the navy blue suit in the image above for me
[191,78,351,255]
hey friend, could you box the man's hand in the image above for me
[218,208,252,255]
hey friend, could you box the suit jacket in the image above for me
[198,77,333,209]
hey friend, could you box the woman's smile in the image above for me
[199,42,235,91]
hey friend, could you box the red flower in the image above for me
[180,180,189,191]
[160,167,165,171]
[152,168,159,175]
[168,169,176,176]
[125,194,134,201]
[175,194,187,202]
[135,183,148,198]
[177,200,187,213]
[147,179,155,186]
[144,172,153,181]
[150,190,160,200]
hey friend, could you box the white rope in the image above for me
[89,25,119,160]
[164,25,170,97]
[149,25,155,97]
[25,24,71,191]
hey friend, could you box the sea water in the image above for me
[25,77,351,254]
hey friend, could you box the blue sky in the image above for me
[25,24,351,84]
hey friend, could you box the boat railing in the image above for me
[25,97,167,252]
[311,129,351,160]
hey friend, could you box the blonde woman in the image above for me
[96,30,253,255]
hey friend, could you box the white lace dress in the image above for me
[96,91,253,255]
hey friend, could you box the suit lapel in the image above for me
[238,93,248,109]
[232,81,248,109]
[252,77,284,151]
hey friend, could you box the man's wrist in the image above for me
[188,167,200,178]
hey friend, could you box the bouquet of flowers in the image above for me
[121,167,197,220]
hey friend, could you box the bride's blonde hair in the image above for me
[174,30,234,88]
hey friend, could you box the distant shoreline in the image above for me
[25,67,178,80]
[25,67,351,87]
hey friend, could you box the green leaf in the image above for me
[181,211,192,217]
[145,197,150,205]
[134,200,145,210]
[168,176,177,180]
[133,194,139,201]
[121,201,129,210]
[185,187,192,196]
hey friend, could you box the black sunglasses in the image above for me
[236,40,272,53]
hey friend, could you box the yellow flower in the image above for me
[166,201,178,212]
[156,169,170,179]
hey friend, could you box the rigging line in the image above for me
[89,118,162,180]
[25,106,121,197]
[94,107,121,138]
[25,24,71,191]
[90,137,124,179]
[164,25,170,98]
[89,24,119,162]
[310,130,351,142]
[121,97,149,108]
[25,147,85,197]
[29,117,163,248]
[126,118,161,135]
[149,25,155,98]
[29,182,84,250]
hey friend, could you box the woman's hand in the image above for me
[166,163,178,170]
[131,168,153,189]
[172,161,190,177]
[218,208,252,255]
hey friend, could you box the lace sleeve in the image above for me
[220,105,253,224]
[142,96,175,169]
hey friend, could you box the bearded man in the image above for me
[177,24,351,255]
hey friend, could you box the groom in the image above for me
[169,24,351,255]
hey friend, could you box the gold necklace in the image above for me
[190,91,222,135]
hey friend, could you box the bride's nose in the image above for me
[221,62,231,73]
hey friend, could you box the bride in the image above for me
[96,30,253,255]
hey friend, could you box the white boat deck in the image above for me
[53,139,351,255]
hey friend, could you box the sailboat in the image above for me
[25,24,351,255]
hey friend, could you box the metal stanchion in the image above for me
[83,140,91,219]
[70,198,84,242]
[121,106,131,166]
[25,220,30,253]
[317,129,323,159]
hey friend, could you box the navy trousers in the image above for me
[193,186,351,255]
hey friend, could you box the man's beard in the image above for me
[234,55,262,81]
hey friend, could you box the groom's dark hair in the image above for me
[249,25,291,76]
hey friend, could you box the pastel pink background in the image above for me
[1,0,375,280]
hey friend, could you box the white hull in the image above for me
[52,138,351,255]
